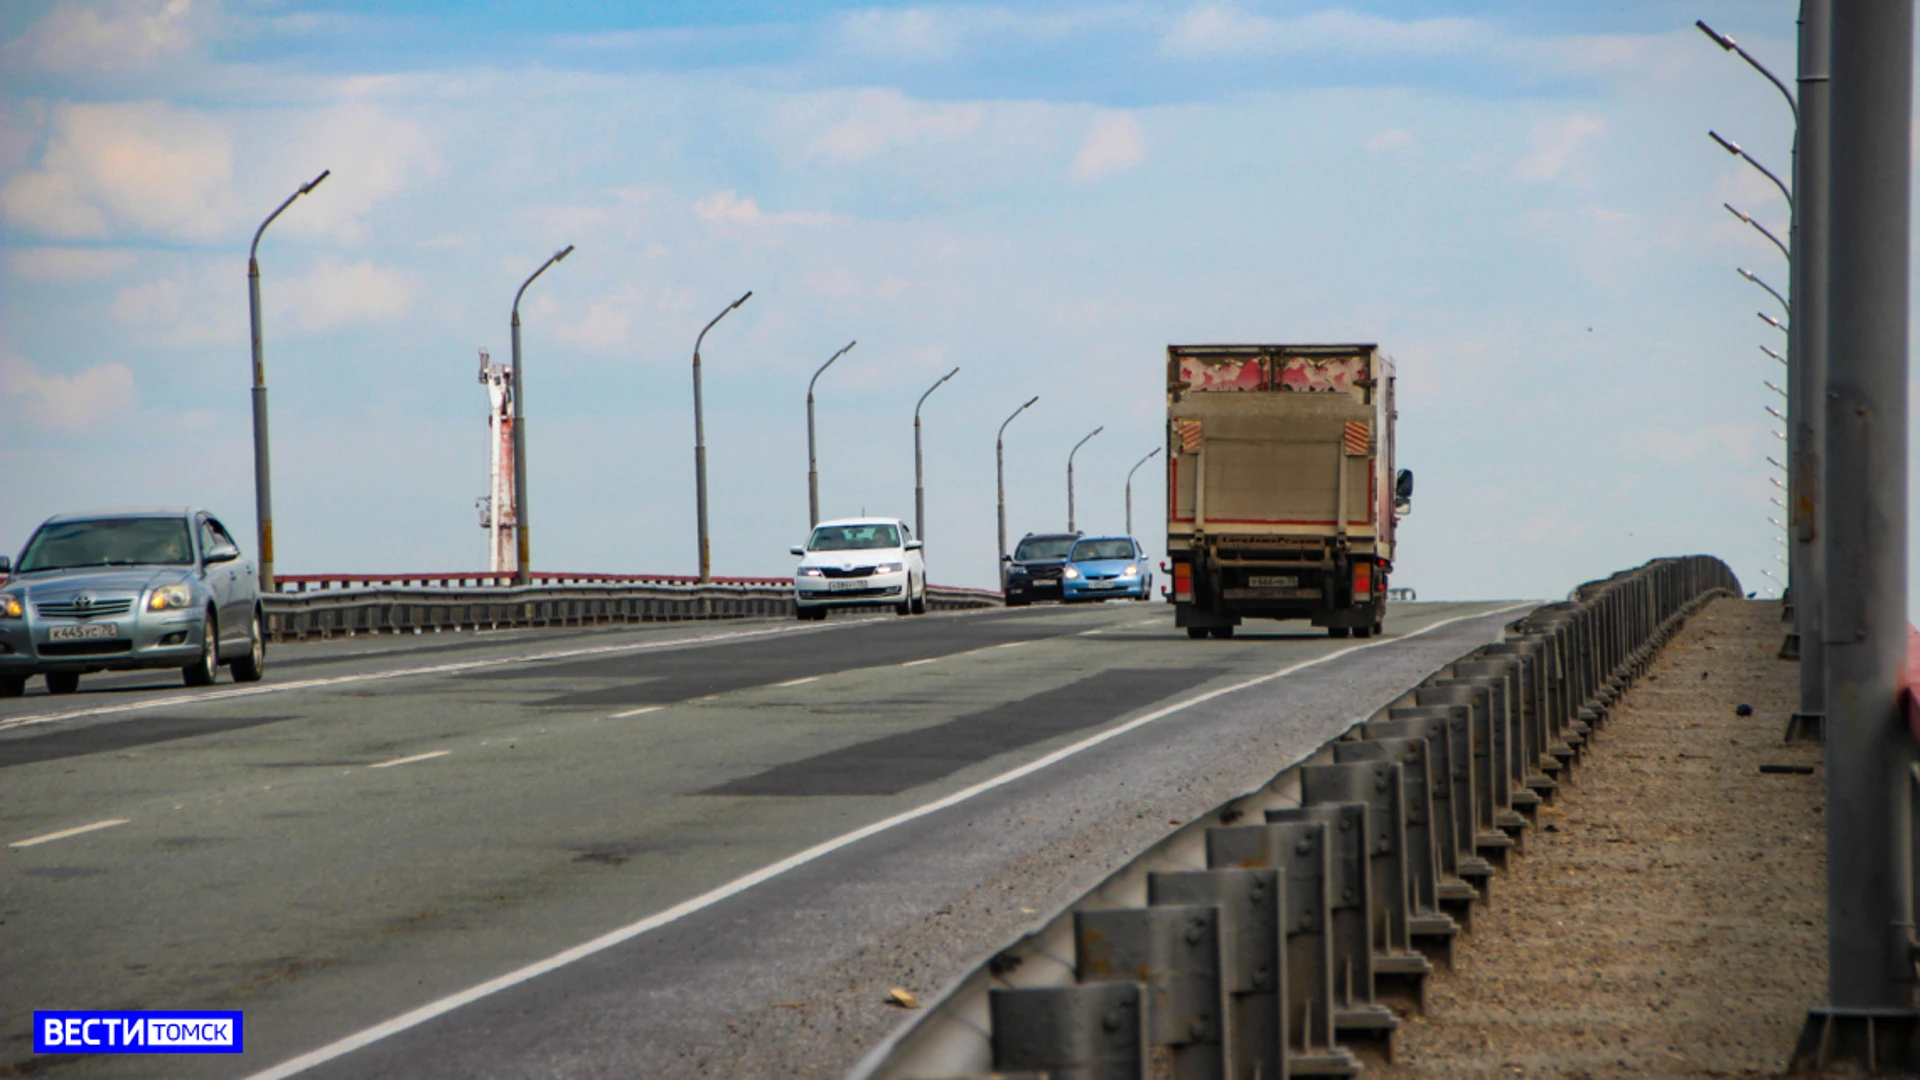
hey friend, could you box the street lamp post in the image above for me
[807,341,855,528]
[509,244,574,586]
[1697,20,1801,120]
[1710,131,1795,207]
[1738,267,1790,314]
[246,169,329,593]
[1724,204,1791,261]
[996,396,1039,567]
[692,291,752,583]
[912,367,959,542]
[1066,426,1103,532]
[1124,447,1160,537]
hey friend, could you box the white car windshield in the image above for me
[809,524,901,551]
[19,518,195,572]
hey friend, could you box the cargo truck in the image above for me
[1165,343,1411,640]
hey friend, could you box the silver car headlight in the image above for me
[1122,565,1139,577]
[874,562,904,574]
[0,593,21,619]
[1063,566,1080,579]
[798,567,824,578]
[147,583,193,611]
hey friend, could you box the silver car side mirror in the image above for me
[790,546,805,556]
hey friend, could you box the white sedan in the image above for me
[790,517,928,619]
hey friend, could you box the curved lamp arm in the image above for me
[514,245,575,319]
[915,367,960,420]
[811,341,855,396]
[252,170,330,261]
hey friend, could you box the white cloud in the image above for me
[1071,111,1147,180]
[1163,5,1487,58]
[838,8,952,61]
[271,102,441,243]
[1516,115,1606,182]
[807,90,984,164]
[279,258,416,332]
[6,0,207,74]
[4,247,138,282]
[0,353,137,433]
[1366,129,1415,153]
[695,190,763,224]
[0,102,235,241]
[557,300,632,352]
[1628,423,1764,465]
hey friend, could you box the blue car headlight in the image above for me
[1122,565,1139,577]
[1063,566,1080,580]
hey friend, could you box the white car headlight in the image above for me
[0,593,21,619]
[147,583,193,611]
[798,567,824,578]
[874,562,904,574]
[1063,566,1080,579]
[1122,565,1139,577]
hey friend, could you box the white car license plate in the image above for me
[828,580,867,592]
[49,622,119,641]
[1088,581,1121,589]
[1248,575,1298,588]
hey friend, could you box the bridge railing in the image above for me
[260,577,1002,642]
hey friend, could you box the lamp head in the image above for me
[1695,20,1736,51]
[555,244,575,262]
[1709,130,1740,156]
[301,169,331,195]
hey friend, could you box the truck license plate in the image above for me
[1247,575,1298,588]
[49,623,119,641]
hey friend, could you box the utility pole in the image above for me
[1066,426,1102,533]
[1790,0,1832,740]
[807,341,855,528]
[1793,0,1915,1069]
[1125,447,1160,537]
[692,291,752,583]
[246,169,329,592]
[508,244,574,586]
[913,367,958,541]
[997,396,1039,573]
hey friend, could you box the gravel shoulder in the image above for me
[1376,597,1825,1079]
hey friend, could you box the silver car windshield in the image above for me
[1071,540,1134,561]
[18,518,195,572]
[809,524,900,551]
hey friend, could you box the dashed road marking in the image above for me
[901,658,938,667]
[608,706,662,719]
[368,751,450,769]
[11,818,130,848]
[775,676,820,688]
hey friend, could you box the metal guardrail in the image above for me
[270,571,792,591]
[851,554,1740,1079]
[261,580,1001,642]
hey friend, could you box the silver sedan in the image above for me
[0,508,266,696]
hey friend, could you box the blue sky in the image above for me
[2,0,1898,602]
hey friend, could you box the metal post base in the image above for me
[1784,712,1825,745]
[1791,1008,1920,1073]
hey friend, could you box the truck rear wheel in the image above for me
[1354,624,1373,639]
[1186,626,1208,640]
[1328,626,1350,639]
[1209,625,1234,640]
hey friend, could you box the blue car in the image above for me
[1060,536,1153,603]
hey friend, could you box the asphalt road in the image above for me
[0,599,1526,1079]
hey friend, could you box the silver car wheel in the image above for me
[183,615,218,687]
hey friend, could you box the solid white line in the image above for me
[0,620,872,735]
[901,658,938,667]
[994,641,1028,649]
[241,601,1529,1080]
[10,818,130,848]
[607,706,662,719]
[774,676,819,687]
[368,751,450,769]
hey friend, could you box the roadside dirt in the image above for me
[1376,597,1826,1078]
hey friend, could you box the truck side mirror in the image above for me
[1395,469,1414,499]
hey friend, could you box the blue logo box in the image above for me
[35,1011,244,1054]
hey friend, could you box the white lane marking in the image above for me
[901,658,938,667]
[0,619,890,736]
[1077,629,1104,636]
[774,676,819,688]
[608,706,662,719]
[241,601,1530,1080]
[10,818,130,848]
[368,751,450,770]
[994,641,1028,649]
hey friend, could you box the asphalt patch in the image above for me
[0,714,298,768]
[704,666,1226,797]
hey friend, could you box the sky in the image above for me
[0,0,1905,603]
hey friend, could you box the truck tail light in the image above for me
[1173,562,1192,602]
[1352,562,1372,596]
